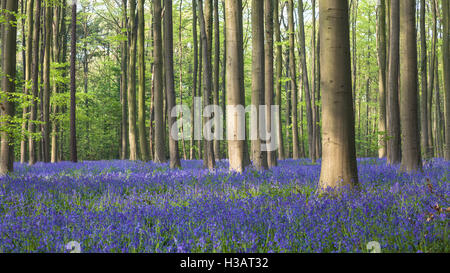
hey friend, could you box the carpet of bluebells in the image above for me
[0,158,448,253]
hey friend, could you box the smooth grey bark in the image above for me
[318,0,359,191]
[399,0,422,173]
[164,0,181,168]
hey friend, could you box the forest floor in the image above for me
[0,158,448,253]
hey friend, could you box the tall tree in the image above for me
[274,0,284,160]
[42,2,52,163]
[127,0,138,161]
[0,0,18,175]
[287,0,299,159]
[199,0,215,170]
[443,0,450,160]
[137,0,149,161]
[213,0,220,159]
[399,0,422,172]
[20,0,34,163]
[318,0,359,191]
[264,0,276,167]
[419,0,430,159]
[51,2,62,163]
[70,0,78,163]
[226,0,250,172]
[190,0,198,160]
[153,0,165,163]
[29,0,41,165]
[120,0,128,160]
[251,0,267,170]
[298,0,314,162]
[386,0,401,165]
[164,0,181,168]
[376,0,387,158]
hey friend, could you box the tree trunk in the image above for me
[127,0,138,161]
[251,0,267,170]
[42,3,52,163]
[70,1,77,162]
[298,0,314,162]
[29,0,41,165]
[21,0,34,164]
[399,0,422,173]
[226,0,249,172]
[137,0,149,161]
[387,0,401,165]
[264,0,276,167]
[164,0,181,168]
[51,3,61,163]
[318,0,359,191]
[274,0,284,160]
[190,0,198,160]
[376,0,387,158]
[443,0,450,160]
[419,0,430,159]
[213,0,220,159]
[121,0,128,160]
[287,0,299,159]
[0,0,18,175]
[199,0,215,170]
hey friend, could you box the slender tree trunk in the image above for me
[274,0,284,160]
[226,0,249,172]
[0,0,18,175]
[377,0,387,158]
[154,0,166,163]
[287,0,299,159]
[127,0,138,161]
[419,0,430,159]
[121,0,128,160]
[51,3,61,163]
[399,0,422,172]
[21,0,34,164]
[221,0,227,159]
[137,0,148,161]
[443,0,450,160]
[190,0,198,160]
[427,0,437,158]
[42,3,51,163]
[163,0,181,168]
[179,0,187,160]
[318,0,359,191]
[213,0,220,159]
[251,0,267,170]
[29,0,41,165]
[70,1,77,163]
[298,0,314,162]
[387,0,401,165]
[435,57,443,157]
[199,0,215,170]
[264,0,276,167]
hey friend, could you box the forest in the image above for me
[0,0,449,253]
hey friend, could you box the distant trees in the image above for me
[1,0,449,180]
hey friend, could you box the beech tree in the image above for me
[164,0,181,169]
[318,0,359,191]
[399,0,422,173]
[0,0,18,175]
[386,0,401,165]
